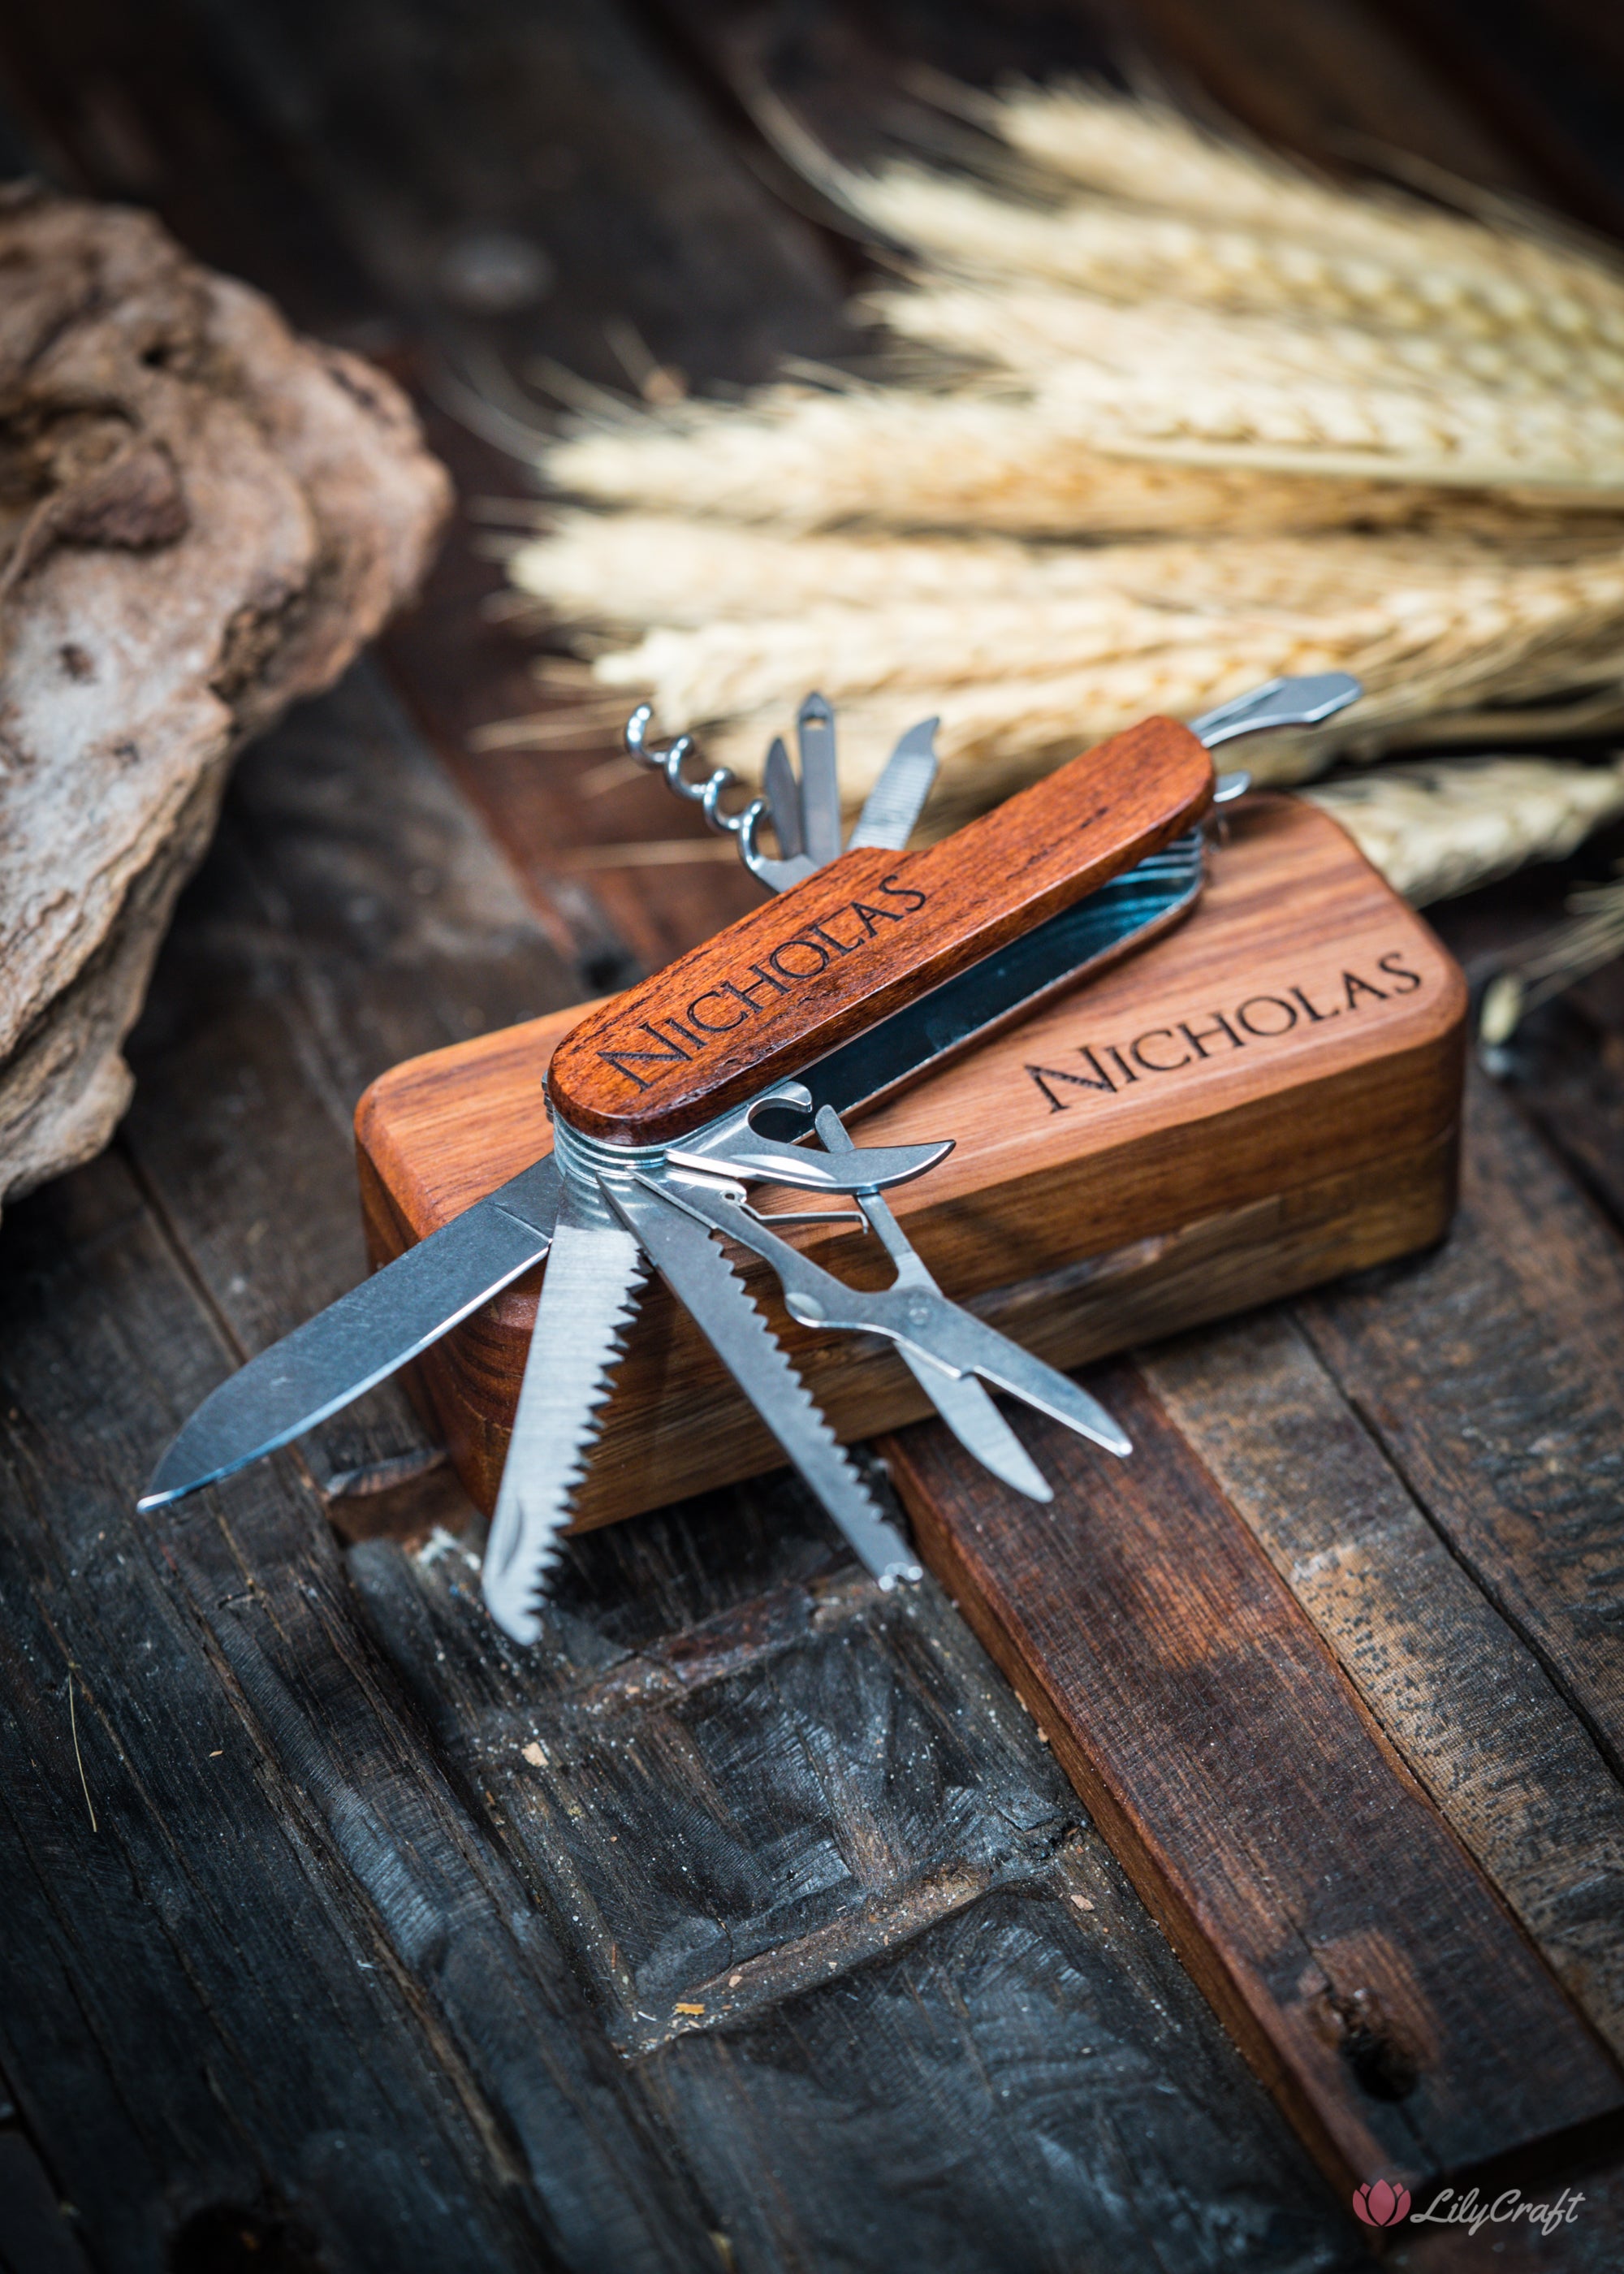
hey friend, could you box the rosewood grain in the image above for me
[546,715,1213,1143]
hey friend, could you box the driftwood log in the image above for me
[0,184,451,1213]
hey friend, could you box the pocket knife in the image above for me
[142,674,1360,1644]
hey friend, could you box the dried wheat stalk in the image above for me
[849,159,1624,357]
[578,543,1624,805]
[514,84,1624,900]
[870,279,1624,400]
[514,514,1624,629]
[545,387,1485,539]
[1304,756,1624,903]
[991,83,1616,294]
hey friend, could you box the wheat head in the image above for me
[546,388,1577,539]
[1307,754,1624,901]
[849,159,1624,353]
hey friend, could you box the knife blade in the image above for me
[602,1175,921,1585]
[795,832,1205,1124]
[139,1152,564,1511]
[846,717,939,854]
[482,1181,647,1645]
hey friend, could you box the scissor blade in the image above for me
[604,1177,921,1586]
[901,1350,1052,1500]
[846,716,939,852]
[482,1187,647,1645]
[654,1176,1132,1462]
[140,1153,564,1511]
[796,691,843,867]
[810,1102,1050,1500]
[891,1305,1132,1458]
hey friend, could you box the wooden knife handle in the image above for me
[548,715,1212,1145]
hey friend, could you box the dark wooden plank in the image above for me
[1363,0,1624,234]
[185,0,851,387]
[881,1364,1624,2195]
[0,0,382,339]
[1143,1308,1624,2064]
[0,1164,565,2274]
[1108,0,1569,197]
[1302,1070,1624,1769]
[1479,979,1624,1242]
[378,426,731,995]
[0,688,708,2268]
[170,0,857,977]
[1423,824,1624,1243]
[640,1872,1369,2274]
[658,0,1559,199]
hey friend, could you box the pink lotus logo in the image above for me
[1352,2181,1411,2228]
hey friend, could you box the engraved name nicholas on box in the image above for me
[1026,948,1427,1113]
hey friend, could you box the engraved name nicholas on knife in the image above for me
[596,871,929,1089]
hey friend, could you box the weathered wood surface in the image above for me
[1145,1284,1624,2065]
[356,799,1463,1521]
[3,1,1624,2269]
[883,1366,1623,2192]
[0,697,1381,2272]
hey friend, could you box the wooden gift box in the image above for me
[356,796,1466,1526]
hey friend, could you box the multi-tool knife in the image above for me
[142,672,1360,1644]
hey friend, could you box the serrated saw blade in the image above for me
[603,1175,922,1588]
[482,1185,647,1645]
